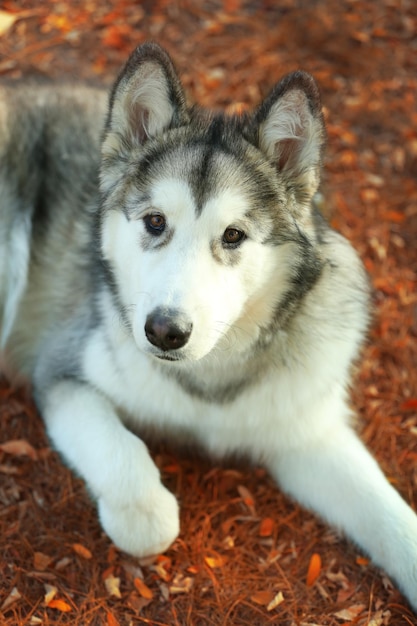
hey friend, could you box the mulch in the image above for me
[0,1,416,624]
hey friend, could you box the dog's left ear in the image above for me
[255,71,325,203]
[102,42,188,156]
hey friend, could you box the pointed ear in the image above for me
[102,42,188,158]
[255,71,325,203]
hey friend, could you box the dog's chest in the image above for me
[81,325,336,459]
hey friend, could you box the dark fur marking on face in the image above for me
[140,227,174,252]
[210,239,242,266]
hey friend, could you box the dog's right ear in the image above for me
[102,43,188,159]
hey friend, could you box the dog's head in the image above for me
[99,43,325,362]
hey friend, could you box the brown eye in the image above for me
[222,227,245,247]
[144,213,166,236]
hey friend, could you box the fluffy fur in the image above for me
[1,43,417,611]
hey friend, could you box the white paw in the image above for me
[98,482,180,557]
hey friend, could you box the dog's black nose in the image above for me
[145,308,192,351]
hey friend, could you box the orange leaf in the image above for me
[72,543,93,560]
[47,599,72,612]
[0,439,38,460]
[250,590,275,606]
[259,517,274,537]
[107,611,120,626]
[401,399,417,411]
[134,578,153,600]
[204,553,227,569]
[306,552,322,587]
[356,556,370,566]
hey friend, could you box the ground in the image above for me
[0,1,416,625]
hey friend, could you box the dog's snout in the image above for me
[145,308,192,351]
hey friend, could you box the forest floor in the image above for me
[0,1,416,625]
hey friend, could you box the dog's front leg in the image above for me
[268,421,417,611]
[40,379,179,556]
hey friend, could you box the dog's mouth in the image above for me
[151,350,183,363]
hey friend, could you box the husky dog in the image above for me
[1,42,416,609]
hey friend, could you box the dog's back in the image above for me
[0,83,107,374]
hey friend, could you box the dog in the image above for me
[1,42,416,610]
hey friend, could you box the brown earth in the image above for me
[0,1,416,625]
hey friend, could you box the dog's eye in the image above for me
[144,213,166,236]
[222,227,246,247]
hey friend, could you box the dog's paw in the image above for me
[98,482,180,557]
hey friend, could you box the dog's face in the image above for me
[99,43,325,363]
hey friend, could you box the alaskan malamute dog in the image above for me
[1,43,416,610]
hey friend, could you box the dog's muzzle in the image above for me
[145,307,192,352]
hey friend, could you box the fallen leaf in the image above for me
[259,517,275,537]
[306,553,322,587]
[34,551,54,571]
[169,573,193,594]
[127,591,153,612]
[0,439,38,460]
[1,586,21,611]
[250,590,275,606]
[333,603,366,620]
[72,543,93,560]
[204,553,227,569]
[267,590,285,611]
[134,577,153,600]
[0,10,17,36]
[151,556,171,582]
[104,574,122,599]
[107,611,120,626]
[237,484,256,514]
[401,398,417,411]
[43,584,58,605]
[47,599,72,612]
[55,557,72,571]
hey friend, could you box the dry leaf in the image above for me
[43,584,58,605]
[34,551,54,571]
[104,574,122,599]
[204,553,227,569]
[169,573,193,594]
[1,586,21,611]
[333,603,366,620]
[72,543,93,560]
[134,577,153,600]
[237,484,256,514]
[0,10,17,36]
[55,556,72,571]
[267,590,284,611]
[259,517,274,537]
[127,591,153,613]
[306,553,322,587]
[151,557,171,582]
[250,590,275,606]
[107,611,121,626]
[47,599,72,612]
[0,439,38,460]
